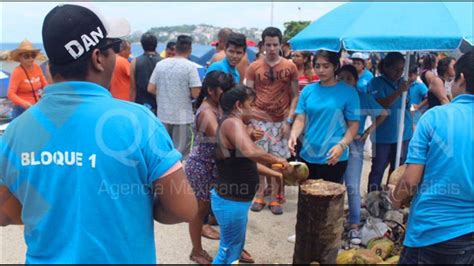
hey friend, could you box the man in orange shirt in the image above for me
[110,40,131,101]
[245,27,299,215]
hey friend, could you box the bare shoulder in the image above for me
[211,51,226,63]
[198,107,218,124]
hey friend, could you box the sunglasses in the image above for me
[21,53,37,59]
[269,66,275,82]
[98,38,122,53]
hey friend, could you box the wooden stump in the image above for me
[293,179,346,264]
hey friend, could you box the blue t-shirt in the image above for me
[357,69,374,93]
[409,80,428,105]
[295,81,360,164]
[403,94,474,248]
[368,75,413,144]
[357,92,384,136]
[206,57,240,83]
[0,82,181,264]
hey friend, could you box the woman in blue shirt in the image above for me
[289,50,360,183]
[367,52,412,192]
[338,65,388,244]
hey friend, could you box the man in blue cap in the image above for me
[0,4,197,264]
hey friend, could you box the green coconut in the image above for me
[353,249,383,264]
[368,238,395,260]
[336,249,357,264]
[283,162,310,186]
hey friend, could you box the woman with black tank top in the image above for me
[427,57,455,109]
[421,53,451,109]
[211,85,290,264]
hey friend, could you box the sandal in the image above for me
[250,198,266,212]
[276,194,286,204]
[207,214,218,226]
[268,201,283,215]
[201,224,220,240]
[239,249,255,263]
[263,187,272,197]
[190,249,213,265]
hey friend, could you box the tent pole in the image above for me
[395,52,411,169]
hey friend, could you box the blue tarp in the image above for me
[0,70,9,98]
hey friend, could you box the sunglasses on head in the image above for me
[98,38,122,53]
[21,53,37,59]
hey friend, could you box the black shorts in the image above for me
[300,159,348,184]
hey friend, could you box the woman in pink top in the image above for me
[292,51,318,91]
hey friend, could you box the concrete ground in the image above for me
[1,155,388,264]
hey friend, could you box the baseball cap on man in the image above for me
[42,4,130,65]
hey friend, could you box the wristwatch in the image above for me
[286,117,294,125]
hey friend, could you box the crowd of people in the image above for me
[1,3,472,265]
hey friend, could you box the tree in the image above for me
[283,21,311,42]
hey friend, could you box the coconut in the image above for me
[353,249,383,264]
[282,162,309,186]
[388,165,406,186]
[383,256,400,265]
[336,249,357,264]
[368,238,394,259]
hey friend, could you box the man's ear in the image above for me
[90,49,105,72]
[458,73,466,89]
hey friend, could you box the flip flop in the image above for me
[207,214,218,226]
[268,201,283,215]
[250,198,266,212]
[201,224,220,240]
[239,249,255,263]
[276,194,286,204]
[190,249,213,265]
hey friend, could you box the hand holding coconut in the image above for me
[271,161,309,186]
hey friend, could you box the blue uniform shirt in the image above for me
[357,69,374,93]
[368,75,413,144]
[403,94,474,248]
[409,80,428,105]
[357,92,384,136]
[206,58,240,83]
[295,81,360,164]
[0,82,182,264]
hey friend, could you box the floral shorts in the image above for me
[251,119,291,159]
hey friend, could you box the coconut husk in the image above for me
[336,249,357,264]
[353,249,383,264]
[388,164,406,186]
[378,255,400,265]
[368,238,394,259]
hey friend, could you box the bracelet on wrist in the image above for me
[338,141,348,150]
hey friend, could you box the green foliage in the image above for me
[283,21,311,42]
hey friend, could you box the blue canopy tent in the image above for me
[290,2,473,168]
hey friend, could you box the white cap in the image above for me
[350,52,369,60]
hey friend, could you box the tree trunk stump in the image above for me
[293,179,346,264]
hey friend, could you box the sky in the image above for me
[0,2,344,43]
